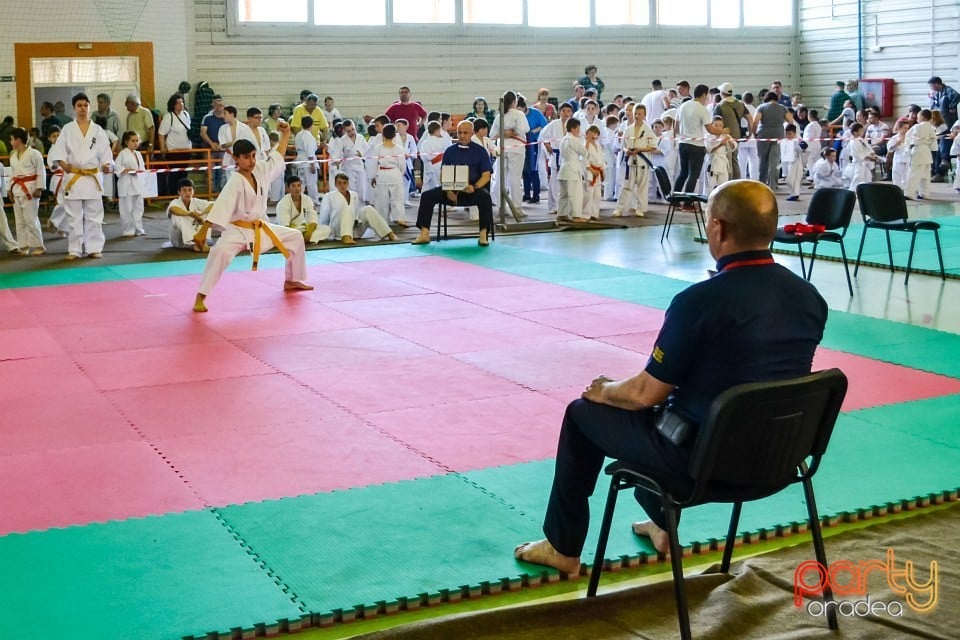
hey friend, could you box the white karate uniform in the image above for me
[490,108,529,210]
[275,193,330,244]
[295,129,321,204]
[115,147,146,236]
[904,121,936,198]
[418,134,448,193]
[218,121,256,169]
[47,163,67,234]
[372,143,407,224]
[268,142,285,203]
[616,121,657,215]
[330,134,368,199]
[47,120,113,257]
[950,124,960,190]
[846,137,875,193]
[540,118,565,212]
[558,133,586,219]
[9,147,46,250]
[601,125,619,201]
[248,125,272,162]
[0,198,16,252]
[318,189,392,240]
[737,107,759,180]
[778,138,804,196]
[650,130,676,201]
[197,150,308,296]
[582,141,605,219]
[803,121,823,177]
[811,158,845,189]
[706,135,736,191]
[887,133,909,189]
[399,133,418,200]
[166,196,213,248]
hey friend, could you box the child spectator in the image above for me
[904,109,936,199]
[886,119,911,190]
[294,115,321,204]
[557,118,587,222]
[370,123,407,226]
[705,115,737,191]
[276,174,329,244]
[845,122,877,193]
[417,121,447,192]
[582,125,605,220]
[779,124,805,201]
[115,130,147,237]
[8,127,46,255]
[812,148,844,189]
[166,178,213,251]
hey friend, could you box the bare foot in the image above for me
[632,521,670,554]
[341,235,356,245]
[514,539,580,575]
[193,293,208,313]
[386,232,398,241]
[411,233,430,245]
[191,244,202,253]
[284,280,314,291]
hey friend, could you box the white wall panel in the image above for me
[799,0,960,118]
[190,1,796,119]
[0,1,190,121]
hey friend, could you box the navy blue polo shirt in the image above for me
[442,141,492,186]
[645,249,828,426]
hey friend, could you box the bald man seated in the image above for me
[515,180,829,575]
[412,119,493,247]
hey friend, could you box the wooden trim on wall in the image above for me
[14,41,155,128]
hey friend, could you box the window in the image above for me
[463,0,523,24]
[743,0,792,26]
[710,0,741,28]
[528,0,589,27]
[31,57,139,85]
[315,0,385,25]
[238,0,307,22]
[657,0,708,26]
[596,0,650,26]
[392,0,454,24]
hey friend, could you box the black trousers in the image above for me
[674,143,706,193]
[416,187,493,232]
[543,399,692,557]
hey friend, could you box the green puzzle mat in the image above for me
[1,239,959,639]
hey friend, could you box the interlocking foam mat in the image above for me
[1,242,958,639]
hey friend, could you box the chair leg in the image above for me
[933,229,945,280]
[721,502,743,573]
[797,245,807,280]
[854,227,868,277]
[802,477,838,631]
[837,242,854,297]
[662,497,692,640]
[807,243,818,280]
[905,230,918,285]
[587,475,622,597]
[884,229,894,274]
[661,205,675,242]
[694,206,706,241]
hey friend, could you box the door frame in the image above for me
[15,41,155,129]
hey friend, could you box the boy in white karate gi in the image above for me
[541,102,574,214]
[294,116,321,205]
[613,104,657,217]
[811,148,845,189]
[904,109,937,200]
[192,124,313,313]
[582,125,605,220]
[114,130,147,237]
[8,127,47,255]
[276,174,330,244]
[418,121,448,193]
[370,123,408,226]
[886,120,911,189]
[846,122,877,193]
[558,119,587,222]
[601,115,620,201]
[330,119,368,199]
[47,92,114,260]
[490,90,530,213]
[705,116,737,192]
[166,178,213,251]
[319,172,397,245]
[779,124,805,201]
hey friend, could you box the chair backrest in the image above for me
[686,369,848,504]
[653,165,673,199]
[856,183,909,224]
[806,188,856,231]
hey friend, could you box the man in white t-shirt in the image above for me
[675,84,722,193]
[640,80,670,125]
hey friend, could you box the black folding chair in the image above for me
[854,183,945,284]
[772,188,856,296]
[587,369,849,640]
[654,166,707,242]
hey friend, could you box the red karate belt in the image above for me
[12,174,39,199]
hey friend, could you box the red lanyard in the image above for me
[719,257,775,272]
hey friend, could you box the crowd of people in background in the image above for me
[0,68,958,259]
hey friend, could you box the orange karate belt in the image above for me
[11,174,39,199]
[64,168,102,194]
[589,165,604,186]
[50,169,65,200]
[232,219,290,271]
